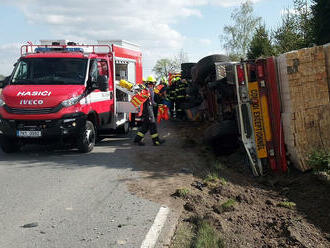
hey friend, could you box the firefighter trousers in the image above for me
[134,119,160,144]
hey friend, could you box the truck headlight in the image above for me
[0,98,4,107]
[61,95,82,107]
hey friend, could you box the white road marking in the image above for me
[140,206,170,248]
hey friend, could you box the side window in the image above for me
[97,59,109,77]
[14,61,28,80]
[115,63,128,81]
[127,62,136,83]
[89,59,98,82]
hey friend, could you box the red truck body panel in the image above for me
[112,45,143,84]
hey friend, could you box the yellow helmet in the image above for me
[147,75,156,83]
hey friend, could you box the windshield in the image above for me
[11,58,88,85]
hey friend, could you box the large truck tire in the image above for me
[0,136,21,153]
[77,120,95,153]
[193,54,230,84]
[181,63,196,79]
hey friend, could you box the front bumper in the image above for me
[0,113,86,139]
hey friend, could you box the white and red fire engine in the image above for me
[0,40,142,153]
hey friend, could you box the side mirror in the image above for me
[97,75,108,91]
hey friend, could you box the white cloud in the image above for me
[0,43,21,76]
[209,0,263,7]
[1,0,264,76]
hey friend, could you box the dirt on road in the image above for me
[126,121,330,248]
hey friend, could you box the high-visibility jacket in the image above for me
[131,89,150,108]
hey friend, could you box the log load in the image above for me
[276,45,330,171]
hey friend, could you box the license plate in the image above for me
[17,130,42,138]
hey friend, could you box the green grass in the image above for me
[221,199,236,209]
[214,161,225,171]
[171,222,194,248]
[174,188,190,198]
[203,173,219,183]
[213,199,236,214]
[193,219,225,248]
[278,201,296,209]
[219,177,227,185]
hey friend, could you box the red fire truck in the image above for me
[0,40,142,153]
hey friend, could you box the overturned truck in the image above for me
[182,44,330,176]
[181,55,287,176]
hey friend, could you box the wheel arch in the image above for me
[87,111,99,128]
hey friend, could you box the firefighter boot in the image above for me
[134,132,145,146]
[153,138,165,146]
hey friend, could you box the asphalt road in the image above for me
[0,137,162,248]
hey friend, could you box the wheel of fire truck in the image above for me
[0,135,21,153]
[77,120,96,153]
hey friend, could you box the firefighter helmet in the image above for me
[147,75,156,83]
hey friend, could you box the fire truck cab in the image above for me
[0,40,142,153]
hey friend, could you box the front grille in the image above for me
[4,105,62,115]
[15,120,58,129]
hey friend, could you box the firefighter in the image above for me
[133,76,165,146]
[166,77,178,118]
[174,77,187,120]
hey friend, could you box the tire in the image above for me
[0,136,21,153]
[193,54,230,84]
[77,120,95,153]
[181,63,196,79]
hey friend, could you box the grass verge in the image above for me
[193,218,225,248]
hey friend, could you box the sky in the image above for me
[0,0,310,77]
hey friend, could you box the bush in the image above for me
[307,150,330,173]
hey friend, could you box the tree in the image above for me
[152,50,189,79]
[247,25,274,59]
[273,13,304,54]
[174,49,189,68]
[220,0,261,59]
[152,58,177,80]
[273,0,313,54]
[311,0,330,45]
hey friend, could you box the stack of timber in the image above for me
[276,45,330,171]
